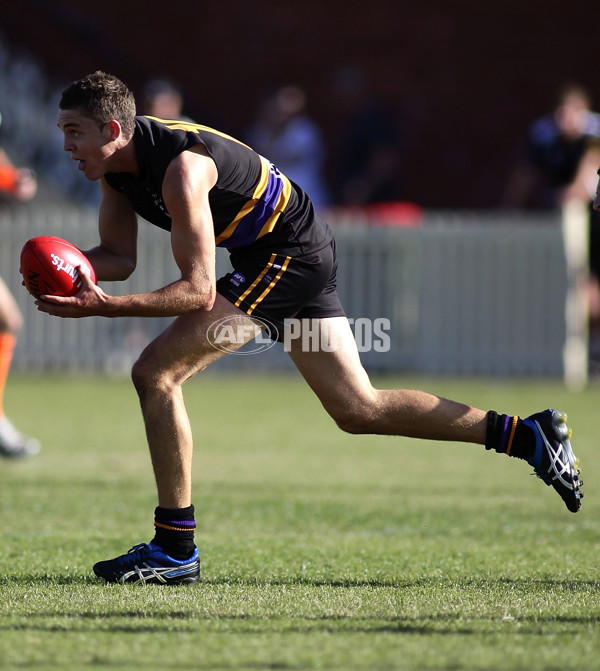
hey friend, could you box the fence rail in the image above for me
[0,204,580,380]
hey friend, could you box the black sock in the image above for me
[152,505,196,560]
[485,411,535,460]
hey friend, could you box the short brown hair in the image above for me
[59,71,136,137]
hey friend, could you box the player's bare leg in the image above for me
[0,277,40,458]
[288,317,582,512]
[287,316,487,443]
[94,295,260,583]
[131,294,259,508]
[0,276,24,335]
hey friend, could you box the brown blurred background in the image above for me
[1,0,598,208]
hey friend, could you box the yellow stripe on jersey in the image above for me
[144,116,251,148]
[256,175,293,240]
[147,115,293,248]
[215,156,271,246]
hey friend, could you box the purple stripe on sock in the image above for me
[500,415,511,452]
[166,519,196,527]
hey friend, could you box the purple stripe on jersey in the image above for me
[217,165,286,248]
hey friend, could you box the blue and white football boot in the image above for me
[93,542,200,585]
[523,409,583,513]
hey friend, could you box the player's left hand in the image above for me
[34,266,109,318]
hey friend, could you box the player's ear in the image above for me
[105,119,122,141]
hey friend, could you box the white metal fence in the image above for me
[0,204,580,379]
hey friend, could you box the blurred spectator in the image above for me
[503,84,600,209]
[0,33,99,206]
[0,126,40,458]
[504,84,600,356]
[245,85,331,208]
[0,149,36,202]
[330,67,403,206]
[140,79,192,121]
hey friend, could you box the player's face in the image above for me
[57,109,113,181]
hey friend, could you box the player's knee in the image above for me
[131,353,171,399]
[131,356,151,397]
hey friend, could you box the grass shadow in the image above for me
[1,610,598,637]
[1,574,599,590]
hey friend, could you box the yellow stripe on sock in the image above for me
[154,521,195,532]
[505,416,519,455]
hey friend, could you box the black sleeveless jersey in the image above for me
[104,116,332,255]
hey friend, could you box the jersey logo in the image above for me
[231,272,246,286]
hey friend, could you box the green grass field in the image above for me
[1,373,599,670]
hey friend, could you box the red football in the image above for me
[20,236,96,298]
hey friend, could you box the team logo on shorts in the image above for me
[206,315,279,354]
[230,271,246,287]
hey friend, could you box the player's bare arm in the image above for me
[83,179,138,281]
[35,147,218,319]
[158,144,218,314]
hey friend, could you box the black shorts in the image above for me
[216,238,345,340]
